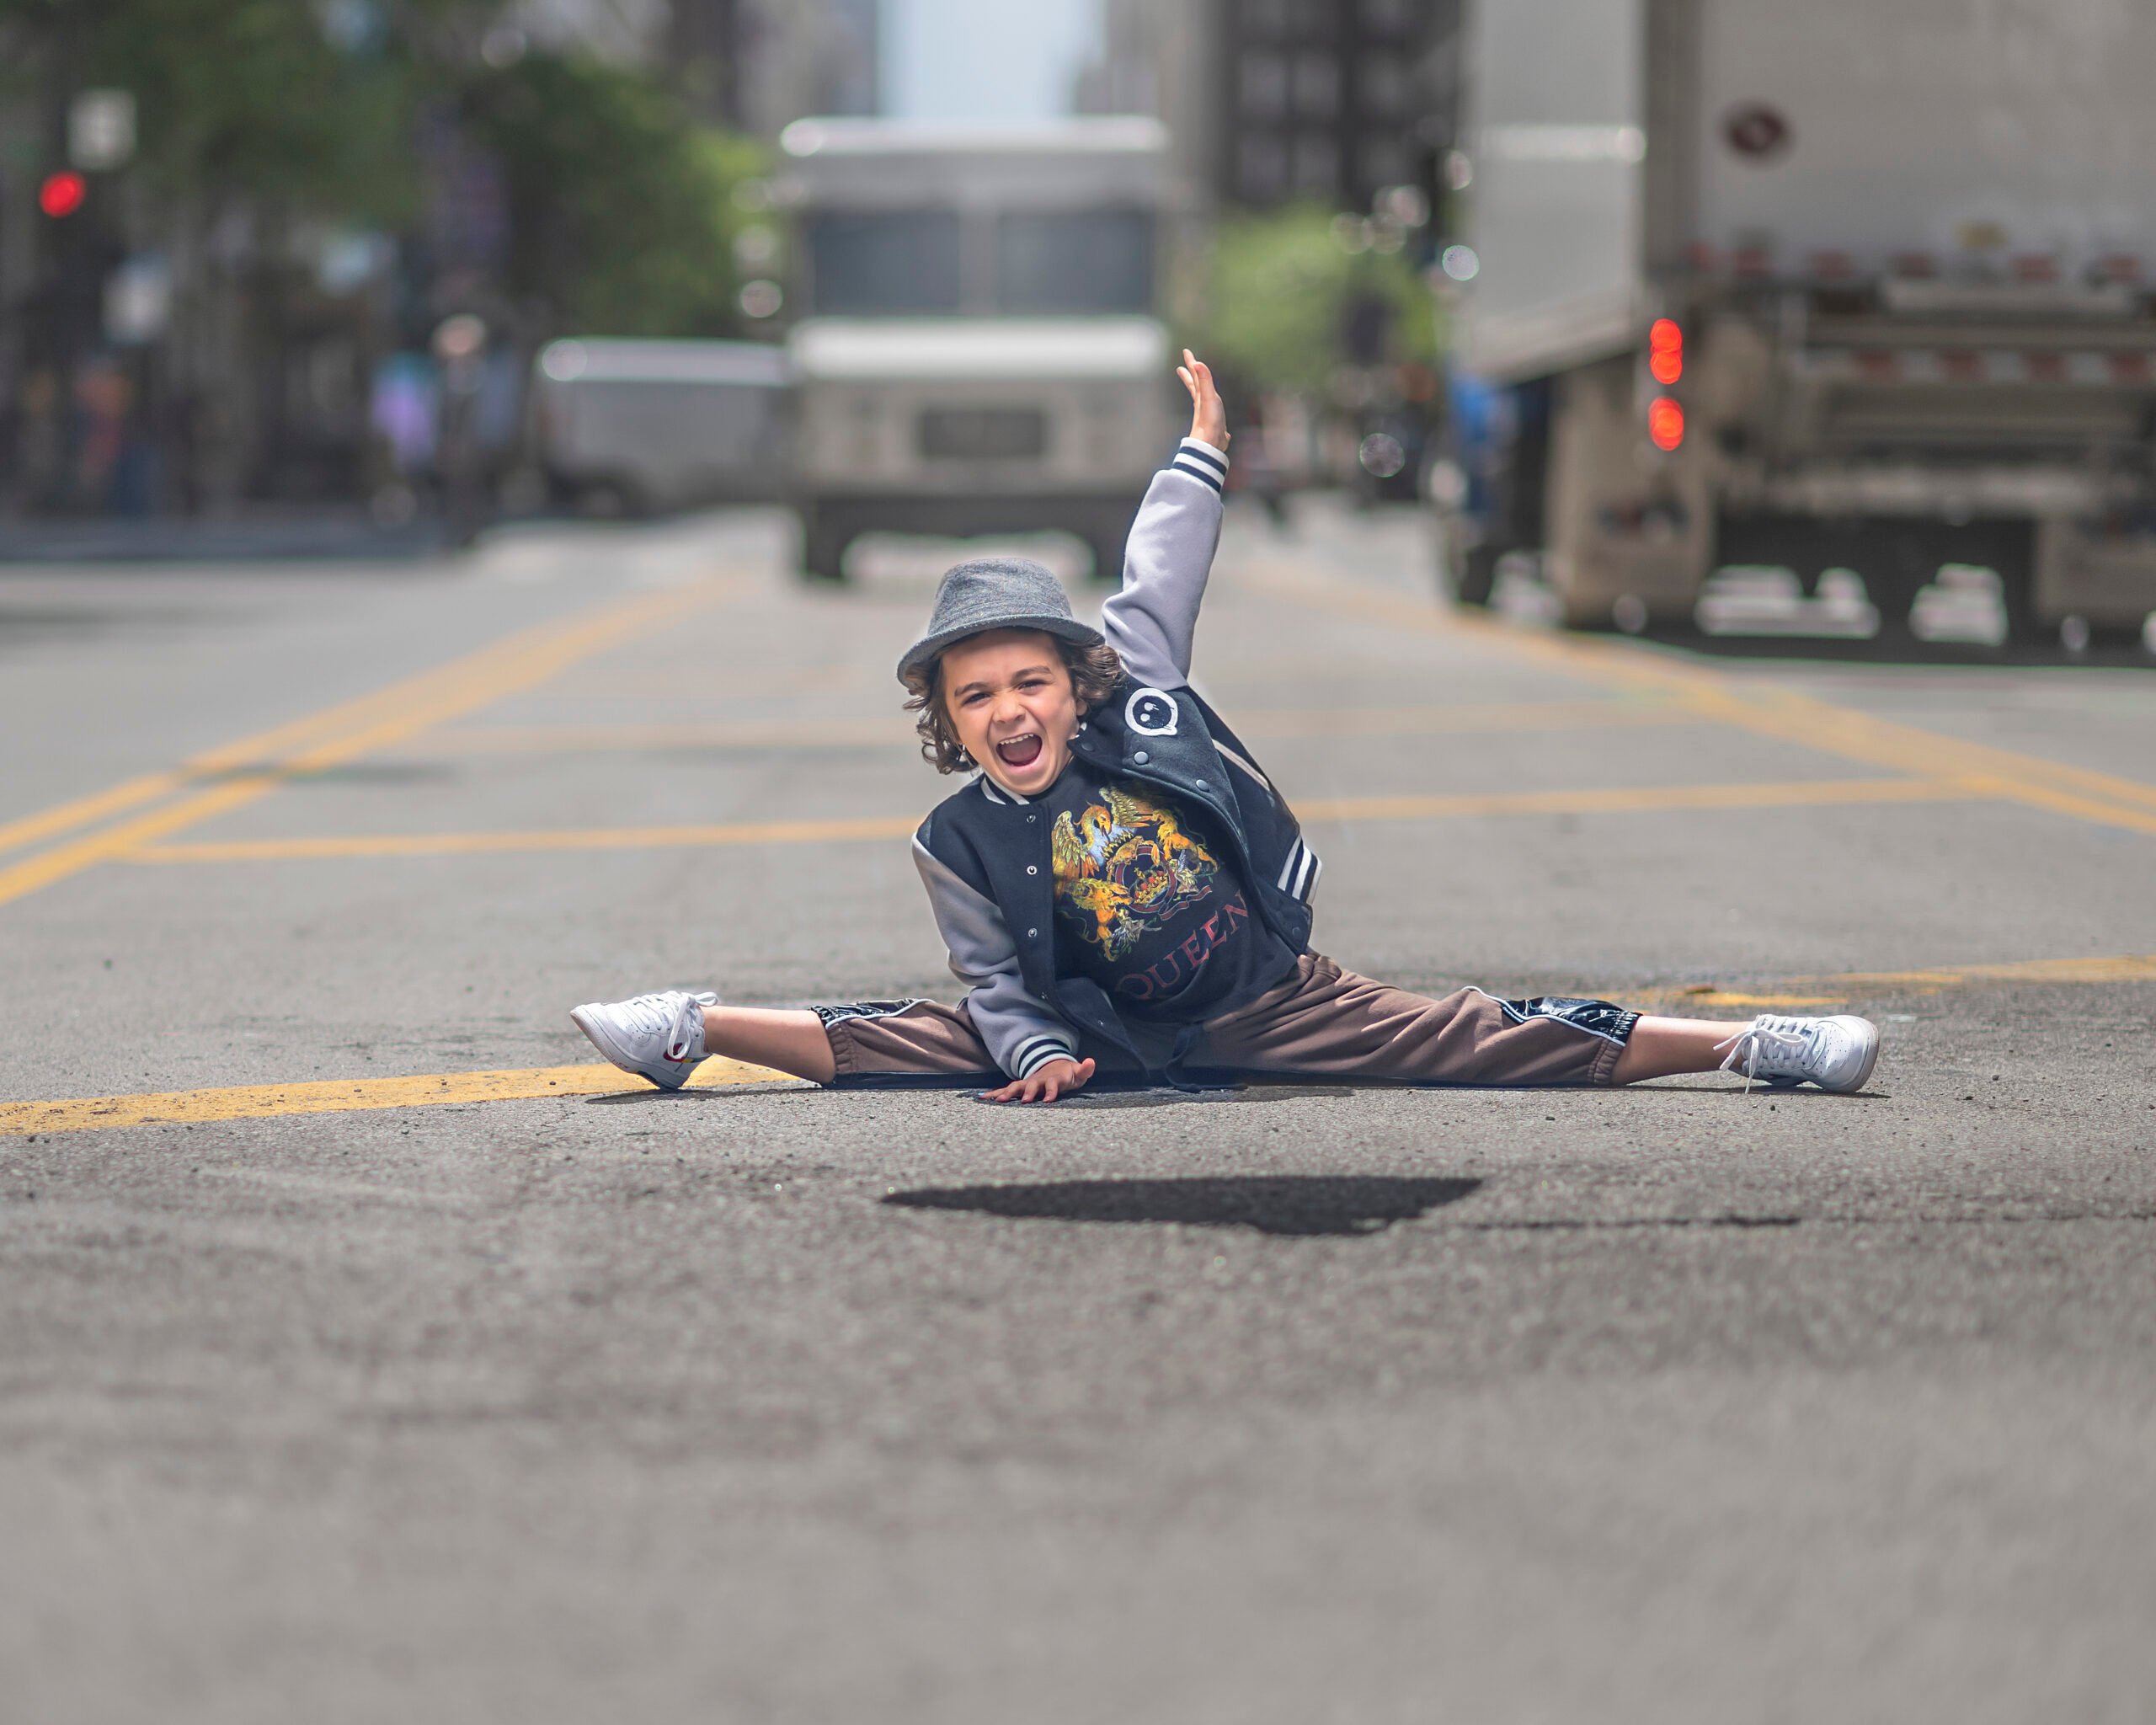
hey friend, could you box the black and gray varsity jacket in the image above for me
[910,438,1322,1079]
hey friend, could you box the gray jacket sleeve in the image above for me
[911,830,1081,1080]
[1098,437,1228,689]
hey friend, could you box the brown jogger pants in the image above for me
[822,953,1634,1089]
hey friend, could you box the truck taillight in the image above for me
[1649,318,1684,385]
[1647,398,1685,451]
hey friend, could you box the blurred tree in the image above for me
[458,52,766,336]
[0,0,421,221]
[0,2,771,336]
[1200,204,1441,397]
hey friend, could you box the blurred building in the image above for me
[1218,0,1459,213]
[521,0,880,133]
[1074,0,1220,211]
[0,0,875,524]
[732,0,880,134]
[1080,0,1461,217]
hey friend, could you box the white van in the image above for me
[531,338,792,515]
[777,118,1178,580]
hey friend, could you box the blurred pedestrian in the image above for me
[13,370,65,514]
[72,357,134,515]
[432,312,490,547]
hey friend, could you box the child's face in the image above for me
[939,628,1083,798]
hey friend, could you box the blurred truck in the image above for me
[1441,0,2156,645]
[531,339,792,515]
[776,118,1178,581]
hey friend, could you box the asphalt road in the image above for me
[3,500,2153,1723]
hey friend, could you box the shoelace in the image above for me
[1712,1015,1817,1092]
[664,991,718,1063]
[609,991,715,1064]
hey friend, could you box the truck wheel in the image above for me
[2056,615,2149,654]
[798,514,850,583]
[1085,509,1134,584]
[1084,531,1124,585]
[579,479,644,520]
[1985,525,2041,648]
[1999,573,2044,648]
[1452,543,1501,607]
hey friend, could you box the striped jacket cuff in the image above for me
[1170,436,1228,494]
[1274,836,1322,905]
[1011,1034,1078,1077]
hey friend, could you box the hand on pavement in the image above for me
[981,1056,1097,1104]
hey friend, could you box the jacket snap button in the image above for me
[1027,928,1038,938]
[1027,814,1036,824]
[1026,864,1038,875]
[1195,777,1209,789]
[1133,750,1149,765]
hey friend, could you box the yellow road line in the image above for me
[1646,952,2156,1010]
[1647,991,1849,1009]
[1296,776,1978,825]
[418,698,1693,758]
[6,948,2150,1139]
[125,777,1973,867]
[1796,953,2156,988]
[426,718,917,753]
[566,661,871,697]
[0,771,189,857]
[0,1058,794,1139]
[0,669,479,860]
[1242,565,2156,836]
[0,577,742,908]
[1232,699,1689,739]
[132,814,926,863]
[0,621,629,860]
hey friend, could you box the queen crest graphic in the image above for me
[1050,785,1217,961]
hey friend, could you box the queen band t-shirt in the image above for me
[1041,769,1299,1021]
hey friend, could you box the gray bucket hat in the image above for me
[894,556,1103,686]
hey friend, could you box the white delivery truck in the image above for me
[776,118,1178,581]
[1442,0,2156,646]
[530,339,792,515]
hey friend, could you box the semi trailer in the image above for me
[1441,0,2156,647]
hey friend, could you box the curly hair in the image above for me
[901,633,1125,774]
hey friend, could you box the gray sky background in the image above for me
[882,0,1102,121]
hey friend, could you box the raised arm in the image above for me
[1099,351,1231,691]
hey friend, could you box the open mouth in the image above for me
[995,732,1044,770]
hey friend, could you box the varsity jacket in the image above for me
[910,438,1322,1078]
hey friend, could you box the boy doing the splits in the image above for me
[573,354,1879,1103]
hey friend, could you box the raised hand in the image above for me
[1176,349,1230,452]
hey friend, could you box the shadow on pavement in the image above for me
[1054,1082,1354,1108]
[584,1083,809,1103]
[883,1174,1481,1237]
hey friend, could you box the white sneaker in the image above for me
[1714,1013,1880,1093]
[570,990,718,1091]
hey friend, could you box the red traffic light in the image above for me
[38,170,87,218]
[1647,397,1685,451]
[1649,318,1684,385]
